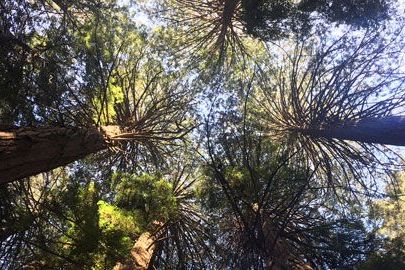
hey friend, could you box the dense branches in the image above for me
[2,0,405,269]
[241,0,392,41]
[252,27,405,196]
[0,1,196,181]
[202,114,374,269]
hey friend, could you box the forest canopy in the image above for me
[1,0,405,269]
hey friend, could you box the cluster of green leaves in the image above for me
[113,173,177,228]
[0,167,194,269]
[1,171,104,269]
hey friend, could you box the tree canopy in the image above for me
[1,0,405,269]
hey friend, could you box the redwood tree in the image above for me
[201,109,373,269]
[253,26,405,190]
[0,1,195,183]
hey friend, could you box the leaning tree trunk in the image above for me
[296,116,405,147]
[0,125,121,184]
[114,232,157,270]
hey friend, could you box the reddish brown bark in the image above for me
[113,232,156,270]
[0,126,110,184]
[131,232,156,269]
[297,116,405,146]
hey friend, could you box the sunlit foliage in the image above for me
[1,0,405,269]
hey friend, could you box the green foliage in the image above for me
[360,172,405,268]
[372,173,405,241]
[241,0,390,41]
[1,171,177,269]
[1,0,405,269]
[44,180,102,268]
[75,7,150,125]
[0,0,116,125]
[113,173,178,226]
[98,201,140,234]
[97,201,141,268]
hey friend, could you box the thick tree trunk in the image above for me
[0,126,120,184]
[216,0,239,47]
[297,116,405,146]
[113,232,156,270]
[131,232,156,269]
[262,221,312,270]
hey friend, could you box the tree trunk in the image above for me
[0,126,121,184]
[131,232,156,270]
[262,221,312,270]
[113,232,156,270]
[216,0,239,47]
[296,116,405,146]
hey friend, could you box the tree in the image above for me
[155,0,248,64]
[241,0,392,41]
[0,158,210,269]
[0,0,120,125]
[2,0,405,268]
[251,26,405,193]
[199,101,375,269]
[154,0,393,66]
[0,1,195,184]
[110,160,211,269]
[0,170,103,269]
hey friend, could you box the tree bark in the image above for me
[113,232,156,270]
[262,221,312,270]
[296,116,405,146]
[0,126,119,184]
[131,232,156,269]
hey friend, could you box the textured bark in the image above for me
[262,222,312,270]
[113,232,156,270]
[0,126,115,184]
[131,232,156,270]
[297,116,405,146]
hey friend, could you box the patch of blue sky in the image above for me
[118,0,163,28]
